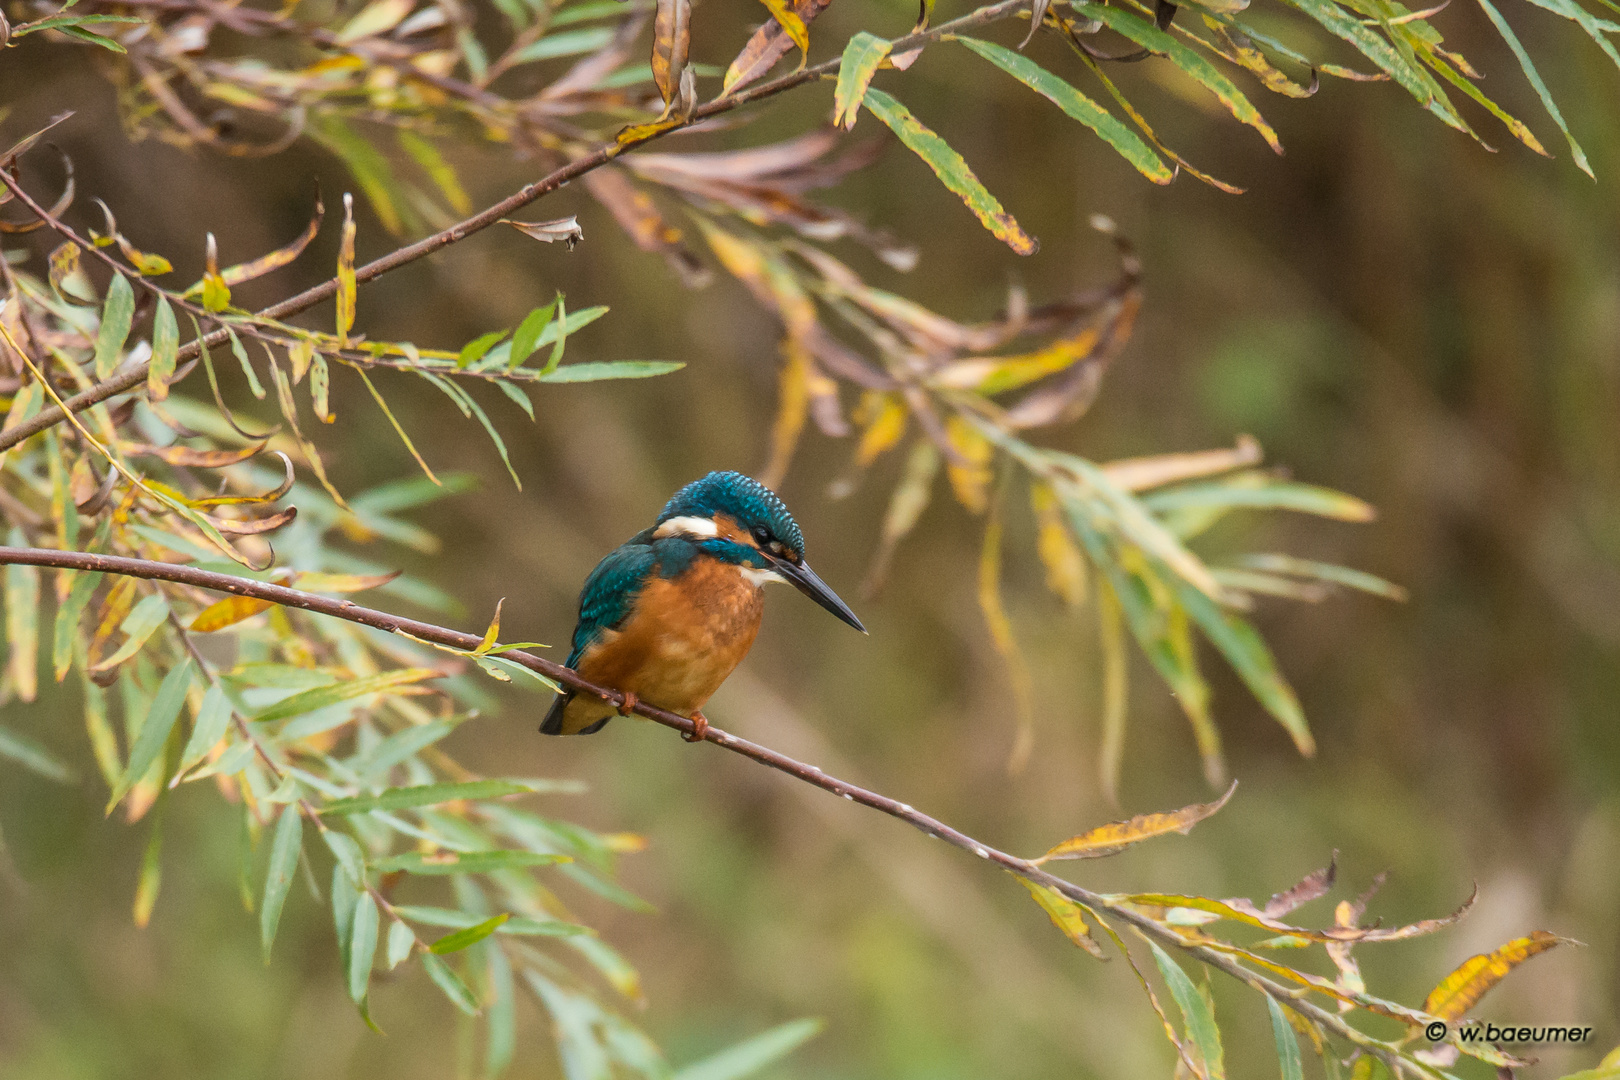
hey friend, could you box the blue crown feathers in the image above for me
[658,471,805,555]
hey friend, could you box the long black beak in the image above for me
[771,555,867,633]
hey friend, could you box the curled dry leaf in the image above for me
[651,0,691,106]
[1032,780,1235,863]
[1263,854,1337,918]
[211,505,297,535]
[503,216,584,250]
[124,441,269,468]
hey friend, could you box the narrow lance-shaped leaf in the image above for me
[147,297,179,401]
[348,893,380,1003]
[1033,780,1235,863]
[1423,931,1573,1020]
[88,593,170,674]
[834,33,891,129]
[94,272,135,379]
[1096,579,1128,807]
[336,193,357,345]
[370,850,571,875]
[0,724,75,783]
[1474,0,1592,178]
[756,0,808,60]
[535,360,684,382]
[107,658,193,812]
[357,368,439,485]
[191,595,276,632]
[542,293,568,374]
[251,667,441,724]
[1146,939,1225,1079]
[509,300,558,369]
[1266,997,1306,1080]
[429,912,510,954]
[132,808,163,927]
[5,529,40,702]
[862,88,1038,256]
[421,951,481,1015]
[1020,878,1107,958]
[957,38,1172,184]
[652,0,692,106]
[332,858,360,976]
[486,943,517,1078]
[261,803,304,963]
[671,1019,826,1080]
[978,501,1036,773]
[386,919,415,970]
[320,779,547,816]
[177,684,234,778]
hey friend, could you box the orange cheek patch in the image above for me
[712,514,755,548]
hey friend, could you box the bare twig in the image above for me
[0,0,1028,455]
[0,542,1429,1067]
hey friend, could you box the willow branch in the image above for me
[0,0,1027,455]
[0,543,1432,1065]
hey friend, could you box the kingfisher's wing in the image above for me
[565,537,659,667]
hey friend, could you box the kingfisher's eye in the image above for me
[751,525,771,546]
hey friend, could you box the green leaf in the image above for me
[321,779,549,816]
[508,300,558,368]
[261,803,304,963]
[673,1019,826,1080]
[509,25,617,62]
[52,566,100,683]
[1266,997,1305,1080]
[495,379,534,420]
[250,668,441,724]
[322,827,368,886]
[132,808,163,927]
[535,360,685,382]
[542,294,568,374]
[107,658,193,812]
[862,87,1038,256]
[53,24,128,51]
[94,272,135,379]
[397,129,471,214]
[226,327,267,399]
[353,718,461,779]
[1521,0,1620,77]
[178,684,234,776]
[486,942,517,1078]
[386,919,415,970]
[369,850,570,875]
[348,893,380,1002]
[1078,4,1279,154]
[332,856,360,975]
[146,296,179,399]
[1233,554,1407,601]
[1174,583,1314,757]
[88,593,169,673]
[458,330,508,369]
[428,912,510,953]
[1477,0,1593,177]
[1146,939,1224,1080]
[394,905,586,936]
[834,32,892,129]
[1143,479,1375,520]
[15,12,142,34]
[0,724,75,783]
[421,952,481,1015]
[1280,0,1432,104]
[957,37,1172,184]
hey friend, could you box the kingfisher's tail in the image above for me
[539,692,570,735]
[539,692,614,735]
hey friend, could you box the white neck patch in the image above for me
[654,515,720,539]
[740,565,787,587]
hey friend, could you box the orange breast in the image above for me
[566,556,765,727]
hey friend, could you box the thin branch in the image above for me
[0,543,1428,1065]
[0,0,1027,455]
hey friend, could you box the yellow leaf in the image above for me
[475,598,504,655]
[1033,781,1236,864]
[944,415,993,513]
[292,570,402,594]
[756,0,808,55]
[336,193,358,345]
[1031,482,1087,607]
[1019,878,1106,958]
[855,393,906,466]
[190,596,276,633]
[761,339,810,491]
[1423,931,1574,1021]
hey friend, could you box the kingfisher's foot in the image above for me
[683,711,710,743]
[615,691,639,717]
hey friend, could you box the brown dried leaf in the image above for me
[651,0,691,106]
[291,570,402,593]
[502,216,583,249]
[1033,781,1235,863]
[1264,855,1337,918]
[582,168,706,285]
[211,506,297,536]
[1102,436,1263,492]
[219,195,324,285]
[125,441,268,468]
[722,0,832,93]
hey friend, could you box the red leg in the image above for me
[683,711,709,743]
[616,690,639,717]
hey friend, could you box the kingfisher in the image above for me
[541,471,866,740]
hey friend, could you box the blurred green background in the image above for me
[2,4,1618,1077]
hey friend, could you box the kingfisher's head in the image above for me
[654,471,865,633]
